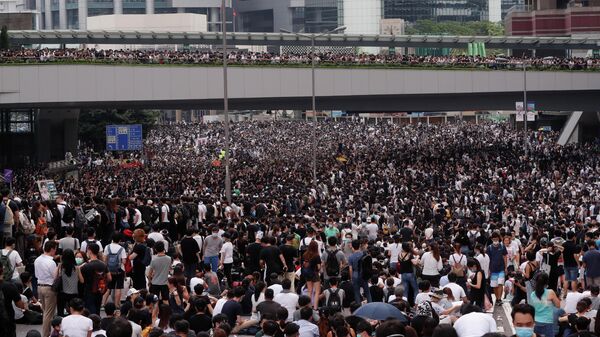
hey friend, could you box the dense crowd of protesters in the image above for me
[1,120,600,337]
[1,48,600,70]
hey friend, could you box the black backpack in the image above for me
[0,285,9,327]
[325,250,340,277]
[326,288,342,312]
[62,204,76,223]
[359,253,373,281]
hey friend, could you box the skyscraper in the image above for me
[383,0,488,23]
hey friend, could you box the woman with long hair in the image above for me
[167,277,187,315]
[529,273,560,337]
[466,258,486,310]
[399,242,418,306]
[420,242,443,288]
[302,240,322,310]
[56,249,80,316]
[154,303,173,333]
[251,281,267,320]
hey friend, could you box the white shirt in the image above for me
[190,277,205,295]
[415,292,431,306]
[61,314,93,337]
[443,282,467,301]
[80,239,103,254]
[1,248,22,279]
[104,243,127,269]
[274,291,300,321]
[12,294,27,320]
[130,320,142,337]
[421,252,443,276]
[386,243,402,263]
[92,330,107,337]
[297,319,320,337]
[476,253,491,279]
[366,223,379,240]
[565,291,589,314]
[212,298,228,317]
[453,312,497,337]
[34,254,57,285]
[220,241,234,264]
[268,284,283,296]
[148,232,168,252]
[193,234,203,252]
[160,205,169,223]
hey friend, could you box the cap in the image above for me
[127,288,140,297]
[147,200,153,205]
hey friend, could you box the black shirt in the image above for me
[221,300,242,327]
[133,243,147,271]
[260,246,283,274]
[100,317,115,331]
[246,242,262,273]
[1,281,20,321]
[280,244,297,270]
[400,227,413,242]
[189,313,212,333]
[81,259,109,293]
[180,237,200,264]
[563,241,581,268]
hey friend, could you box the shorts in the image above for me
[565,267,579,282]
[490,272,505,288]
[108,271,125,289]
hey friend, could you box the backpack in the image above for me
[325,250,341,277]
[107,245,124,273]
[20,214,36,235]
[359,253,373,281]
[299,237,310,260]
[451,254,465,278]
[0,250,15,280]
[326,288,342,312]
[141,244,152,267]
[61,203,76,223]
[91,270,108,294]
[527,262,542,288]
[2,200,14,226]
[468,231,479,248]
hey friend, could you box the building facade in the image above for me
[29,0,230,30]
[505,0,600,36]
[383,0,488,23]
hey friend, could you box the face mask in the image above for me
[514,327,534,337]
[75,258,84,265]
[493,241,499,246]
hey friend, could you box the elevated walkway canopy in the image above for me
[8,30,600,50]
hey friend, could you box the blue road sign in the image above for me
[106,124,143,151]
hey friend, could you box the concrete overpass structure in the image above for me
[1,64,600,111]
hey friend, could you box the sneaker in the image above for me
[496,300,503,306]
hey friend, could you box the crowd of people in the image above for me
[1,120,600,337]
[1,48,600,70]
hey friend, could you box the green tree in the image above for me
[406,20,505,36]
[0,26,9,50]
[79,109,159,150]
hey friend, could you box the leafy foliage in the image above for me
[406,20,505,36]
[79,109,160,150]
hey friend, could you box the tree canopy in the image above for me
[406,20,505,36]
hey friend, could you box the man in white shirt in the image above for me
[452,306,497,337]
[219,233,234,288]
[365,218,379,241]
[274,279,299,321]
[198,201,207,224]
[147,226,169,252]
[61,298,93,337]
[1,237,23,282]
[443,273,467,301]
[34,240,58,337]
[103,233,128,309]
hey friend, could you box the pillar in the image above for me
[114,0,123,15]
[44,0,52,29]
[175,110,182,124]
[177,7,185,13]
[78,0,87,29]
[211,7,220,31]
[35,0,43,29]
[146,0,154,14]
[59,0,67,29]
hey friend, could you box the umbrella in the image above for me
[353,302,409,322]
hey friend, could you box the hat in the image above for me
[147,200,153,205]
[127,288,140,297]
[430,290,445,300]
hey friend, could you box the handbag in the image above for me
[51,266,62,293]
[540,254,551,274]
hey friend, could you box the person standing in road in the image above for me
[34,240,58,337]
[203,226,223,273]
[583,240,600,287]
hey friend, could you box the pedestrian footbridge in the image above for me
[0,64,599,111]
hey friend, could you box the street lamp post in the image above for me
[523,59,528,154]
[280,26,346,187]
[222,0,232,203]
